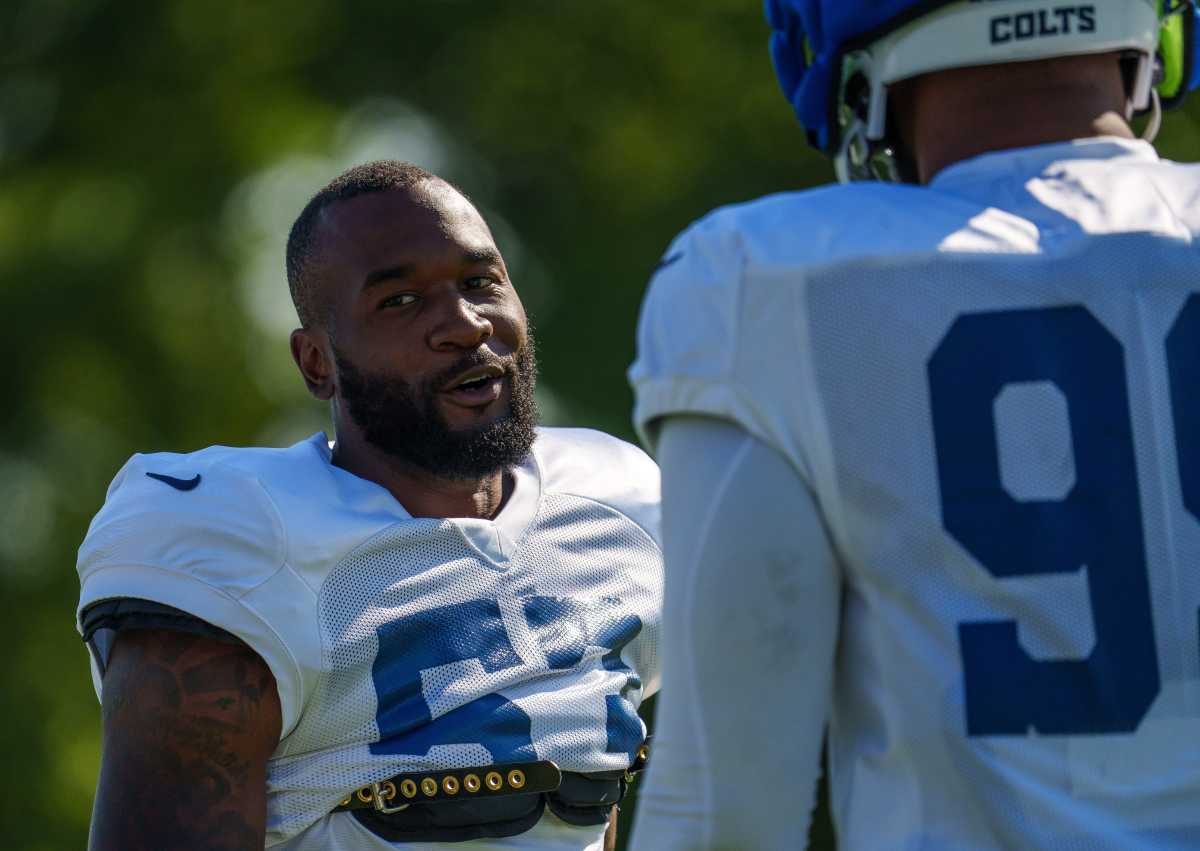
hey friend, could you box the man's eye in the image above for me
[464,276,497,290]
[381,293,418,308]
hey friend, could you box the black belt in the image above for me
[333,761,564,813]
[333,741,650,843]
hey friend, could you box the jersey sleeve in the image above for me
[540,427,661,546]
[76,451,305,736]
[629,215,824,487]
[629,222,744,453]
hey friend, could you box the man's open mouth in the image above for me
[443,364,507,407]
[444,364,505,392]
[455,375,494,391]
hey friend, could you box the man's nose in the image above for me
[429,294,494,350]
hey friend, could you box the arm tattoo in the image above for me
[90,630,281,851]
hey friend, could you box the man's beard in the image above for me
[333,337,539,480]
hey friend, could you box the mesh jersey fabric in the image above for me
[77,427,662,849]
[630,136,1200,849]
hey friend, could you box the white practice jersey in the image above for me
[631,137,1200,849]
[77,427,662,850]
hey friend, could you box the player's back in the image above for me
[632,137,1200,848]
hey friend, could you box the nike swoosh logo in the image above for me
[145,472,202,491]
[653,252,684,274]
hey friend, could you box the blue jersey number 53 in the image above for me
[369,595,644,761]
[928,297,1200,736]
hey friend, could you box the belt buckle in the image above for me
[370,780,411,814]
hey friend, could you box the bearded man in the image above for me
[77,161,662,851]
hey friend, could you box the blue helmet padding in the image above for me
[765,0,950,151]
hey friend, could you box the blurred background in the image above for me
[2,1,1196,848]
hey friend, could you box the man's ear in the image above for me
[290,327,335,401]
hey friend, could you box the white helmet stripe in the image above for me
[862,0,1160,141]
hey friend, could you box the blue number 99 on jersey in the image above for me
[928,297,1200,736]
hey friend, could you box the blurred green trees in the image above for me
[3,1,1196,848]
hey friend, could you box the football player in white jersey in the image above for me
[629,1,1200,848]
[78,161,662,850]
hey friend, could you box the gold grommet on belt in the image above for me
[400,779,418,799]
[507,769,526,789]
[420,777,438,797]
[356,787,373,803]
[638,745,650,761]
[442,775,460,795]
[339,796,352,808]
[379,780,397,801]
[485,770,503,791]
[464,773,481,793]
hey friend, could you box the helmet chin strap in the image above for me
[1141,87,1163,142]
[1124,49,1161,142]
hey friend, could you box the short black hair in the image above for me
[285,160,452,328]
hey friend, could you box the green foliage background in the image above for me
[2,1,1196,848]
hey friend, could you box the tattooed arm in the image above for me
[90,629,282,851]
